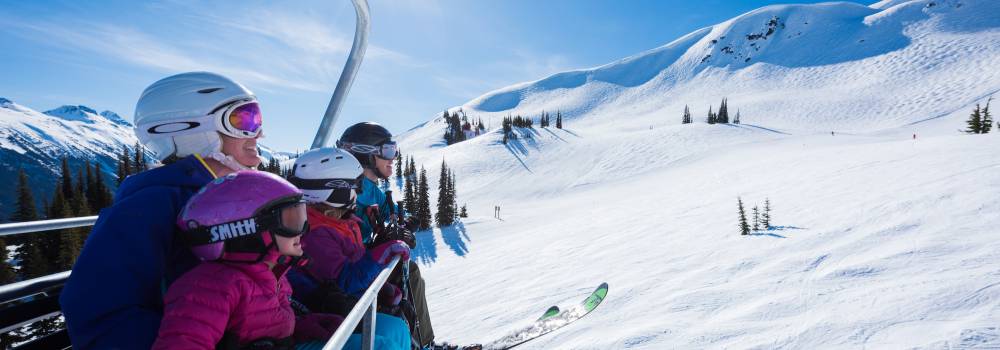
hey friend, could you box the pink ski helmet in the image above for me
[178,171,308,262]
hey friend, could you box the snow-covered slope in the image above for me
[390,0,1000,348]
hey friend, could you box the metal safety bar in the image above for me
[311,0,371,149]
[322,255,400,350]
[0,216,98,237]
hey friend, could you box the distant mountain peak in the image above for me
[0,97,11,107]
[44,105,101,123]
[99,110,132,127]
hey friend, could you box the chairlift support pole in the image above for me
[311,0,371,149]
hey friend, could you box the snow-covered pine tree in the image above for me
[966,104,983,134]
[734,109,741,124]
[707,106,716,124]
[738,197,750,235]
[556,111,563,129]
[403,170,415,214]
[682,105,692,124]
[752,205,760,231]
[762,198,772,229]
[459,204,468,218]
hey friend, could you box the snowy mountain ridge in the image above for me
[0,99,289,220]
[389,1,1000,348]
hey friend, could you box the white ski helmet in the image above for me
[288,147,364,208]
[134,72,261,161]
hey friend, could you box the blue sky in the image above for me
[0,0,862,152]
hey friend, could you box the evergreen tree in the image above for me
[74,167,88,214]
[449,170,458,219]
[966,104,983,134]
[395,152,403,180]
[415,167,432,230]
[403,171,415,214]
[752,205,760,231]
[93,163,113,210]
[85,160,98,210]
[707,106,716,124]
[718,98,729,124]
[0,238,15,284]
[134,142,147,173]
[459,204,468,218]
[982,97,993,134]
[738,197,750,235]
[556,111,563,129]
[734,109,741,124]
[407,157,416,178]
[762,198,772,229]
[12,169,38,222]
[436,160,454,227]
[682,105,692,124]
[19,240,48,279]
[118,144,132,185]
[60,157,74,201]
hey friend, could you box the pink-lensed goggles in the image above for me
[212,99,263,138]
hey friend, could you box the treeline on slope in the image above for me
[395,154,466,231]
[443,109,486,146]
[502,110,564,144]
[681,98,742,125]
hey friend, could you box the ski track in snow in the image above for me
[389,0,1000,348]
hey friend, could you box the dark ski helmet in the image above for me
[336,122,397,178]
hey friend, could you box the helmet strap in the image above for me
[206,151,253,172]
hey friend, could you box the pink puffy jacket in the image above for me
[152,256,295,349]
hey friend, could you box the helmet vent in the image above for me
[197,88,223,94]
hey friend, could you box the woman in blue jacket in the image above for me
[59,72,268,349]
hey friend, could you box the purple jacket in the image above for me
[298,208,383,297]
[152,255,295,349]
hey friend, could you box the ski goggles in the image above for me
[211,99,263,138]
[289,175,364,208]
[184,201,309,246]
[339,141,398,160]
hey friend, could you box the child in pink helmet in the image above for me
[153,171,343,349]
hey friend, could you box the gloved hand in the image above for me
[294,313,344,342]
[370,240,410,265]
[378,283,403,306]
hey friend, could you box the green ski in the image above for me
[486,282,609,350]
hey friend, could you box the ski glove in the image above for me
[294,313,344,342]
[371,240,410,265]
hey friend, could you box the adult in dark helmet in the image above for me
[337,121,437,347]
[60,72,267,349]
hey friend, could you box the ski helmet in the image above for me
[288,147,364,209]
[134,72,263,162]
[336,122,397,177]
[178,171,308,263]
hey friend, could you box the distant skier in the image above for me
[61,72,270,349]
[337,122,437,347]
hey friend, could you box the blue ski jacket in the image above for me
[354,177,398,244]
[59,155,217,350]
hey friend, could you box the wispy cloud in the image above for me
[1,2,419,93]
